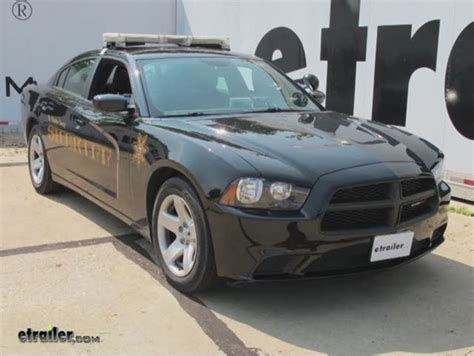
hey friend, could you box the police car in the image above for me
[21,33,450,292]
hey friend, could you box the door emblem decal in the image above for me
[133,133,149,165]
[48,126,113,167]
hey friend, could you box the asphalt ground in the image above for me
[1,147,473,355]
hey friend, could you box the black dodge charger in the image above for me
[21,34,450,292]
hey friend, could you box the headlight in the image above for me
[431,159,444,183]
[270,182,292,200]
[236,178,263,204]
[220,178,310,210]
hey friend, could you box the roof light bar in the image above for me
[103,33,230,50]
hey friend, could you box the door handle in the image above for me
[71,115,86,128]
[75,118,86,126]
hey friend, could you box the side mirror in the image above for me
[303,74,326,105]
[303,74,319,91]
[93,94,129,112]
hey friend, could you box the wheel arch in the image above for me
[25,117,39,140]
[145,161,209,240]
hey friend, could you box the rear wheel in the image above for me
[28,126,58,194]
[152,177,218,293]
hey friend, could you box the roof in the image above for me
[68,46,258,65]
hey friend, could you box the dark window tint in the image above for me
[63,59,96,97]
[89,59,132,99]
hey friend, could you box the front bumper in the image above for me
[207,162,450,280]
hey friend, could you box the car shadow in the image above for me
[44,189,473,355]
[197,255,474,355]
[43,187,135,237]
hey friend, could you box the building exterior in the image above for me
[1,0,472,199]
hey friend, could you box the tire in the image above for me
[28,125,58,194]
[152,177,218,293]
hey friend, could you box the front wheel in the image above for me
[152,177,218,293]
[28,125,58,194]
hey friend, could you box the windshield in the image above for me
[138,56,320,117]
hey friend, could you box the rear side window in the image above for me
[62,59,96,97]
[56,67,69,87]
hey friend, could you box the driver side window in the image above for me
[89,59,132,99]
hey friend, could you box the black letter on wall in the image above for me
[445,22,474,140]
[255,27,306,73]
[321,0,367,114]
[372,21,440,126]
[5,76,36,97]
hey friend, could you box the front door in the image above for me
[63,58,135,208]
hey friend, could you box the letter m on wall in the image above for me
[5,76,37,97]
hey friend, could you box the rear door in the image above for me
[42,58,97,184]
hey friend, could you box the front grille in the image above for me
[401,178,436,197]
[304,241,370,273]
[321,208,392,231]
[303,237,431,275]
[331,183,391,203]
[321,176,438,232]
[399,196,437,223]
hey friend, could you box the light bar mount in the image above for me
[103,33,230,50]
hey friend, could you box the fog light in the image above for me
[270,182,292,200]
[236,178,263,204]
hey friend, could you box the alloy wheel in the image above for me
[29,134,45,186]
[157,194,198,277]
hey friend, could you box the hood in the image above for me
[151,111,443,185]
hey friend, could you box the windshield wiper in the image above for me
[161,112,211,118]
[161,108,306,118]
[247,108,301,114]
[186,112,208,116]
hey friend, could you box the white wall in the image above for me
[177,0,473,178]
[0,0,176,124]
[1,0,472,179]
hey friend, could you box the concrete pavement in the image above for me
[1,148,473,355]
